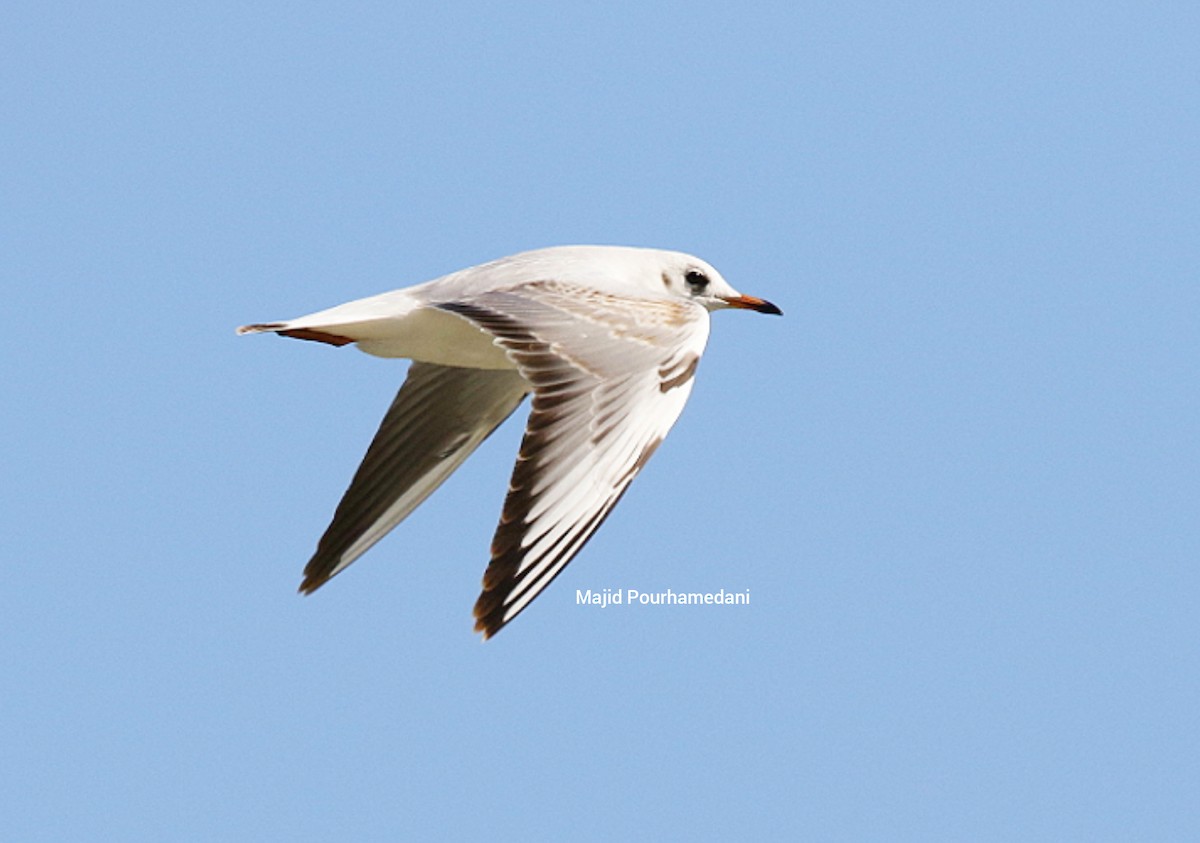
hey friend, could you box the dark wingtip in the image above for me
[473,591,508,640]
[298,568,331,595]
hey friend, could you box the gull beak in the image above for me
[719,293,782,315]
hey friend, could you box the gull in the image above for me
[238,245,781,638]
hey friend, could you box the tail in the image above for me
[236,322,354,347]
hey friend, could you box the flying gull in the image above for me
[238,245,781,638]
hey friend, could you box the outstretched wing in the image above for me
[436,281,710,638]
[299,362,528,593]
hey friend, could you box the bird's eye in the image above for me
[684,270,710,293]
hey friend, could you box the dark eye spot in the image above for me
[684,270,709,293]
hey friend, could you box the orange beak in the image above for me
[719,294,782,315]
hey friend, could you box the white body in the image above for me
[238,245,780,638]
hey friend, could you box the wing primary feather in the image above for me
[436,289,708,639]
[298,363,527,593]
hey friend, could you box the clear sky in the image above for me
[3,2,1197,839]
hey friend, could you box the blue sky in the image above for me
[3,2,1197,839]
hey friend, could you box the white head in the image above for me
[497,246,782,315]
[650,250,782,315]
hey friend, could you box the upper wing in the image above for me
[436,281,710,638]
[299,362,528,593]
